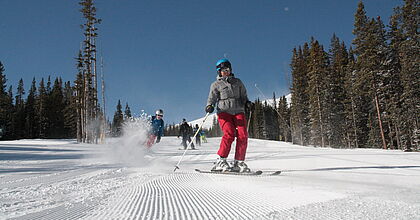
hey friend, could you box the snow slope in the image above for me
[189,113,217,130]
[1,138,420,219]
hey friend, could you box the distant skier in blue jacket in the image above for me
[146,109,164,147]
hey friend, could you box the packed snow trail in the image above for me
[1,138,419,219]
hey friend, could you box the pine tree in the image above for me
[208,115,221,137]
[353,3,388,149]
[327,35,349,148]
[37,78,49,138]
[0,62,7,135]
[352,2,376,148]
[397,0,419,150]
[290,45,311,145]
[0,62,12,139]
[252,99,265,139]
[385,6,406,150]
[306,39,329,147]
[12,79,25,139]
[5,86,14,139]
[277,96,291,142]
[269,92,280,140]
[74,52,85,142]
[63,81,77,138]
[124,102,132,120]
[111,100,123,136]
[48,78,65,138]
[25,78,38,138]
[343,48,360,148]
[78,0,102,143]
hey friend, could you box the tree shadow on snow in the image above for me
[0,145,81,152]
[0,152,85,161]
[0,163,123,174]
[285,165,420,172]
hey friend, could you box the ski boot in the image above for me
[231,160,250,173]
[211,157,231,172]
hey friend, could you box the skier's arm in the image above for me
[159,120,164,137]
[206,82,219,113]
[207,82,219,107]
[156,120,164,143]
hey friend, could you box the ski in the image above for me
[269,171,282,175]
[195,169,281,176]
[195,169,262,176]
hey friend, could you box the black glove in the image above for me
[205,105,214,113]
[156,135,161,143]
[246,101,255,111]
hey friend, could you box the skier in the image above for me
[205,58,254,172]
[200,130,208,143]
[178,119,195,150]
[146,109,164,147]
[193,124,201,146]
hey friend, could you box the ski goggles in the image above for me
[218,67,231,73]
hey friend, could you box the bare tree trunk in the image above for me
[388,123,394,150]
[374,93,387,149]
[290,114,294,144]
[395,123,401,150]
[100,56,106,143]
[316,87,325,147]
[351,96,359,148]
[298,118,304,146]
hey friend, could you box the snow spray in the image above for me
[99,111,155,167]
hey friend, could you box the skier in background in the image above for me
[178,119,195,150]
[205,58,254,172]
[146,109,164,147]
[193,124,201,147]
[200,130,208,143]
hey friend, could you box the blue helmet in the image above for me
[216,58,232,72]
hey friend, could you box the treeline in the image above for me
[109,100,133,137]
[182,1,419,151]
[0,62,77,139]
[245,1,418,150]
[288,1,418,150]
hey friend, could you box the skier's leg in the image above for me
[233,113,248,161]
[189,137,195,149]
[182,135,187,149]
[146,135,156,148]
[217,112,236,158]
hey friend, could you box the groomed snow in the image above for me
[1,137,419,219]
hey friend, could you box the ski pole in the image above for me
[247,110,252,132]
[173,112,210,172]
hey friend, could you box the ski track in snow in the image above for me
[1,138,420,220]
[86,172,289,220]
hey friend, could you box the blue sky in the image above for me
[0,0,402,124]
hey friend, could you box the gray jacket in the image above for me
[207,74,249,115]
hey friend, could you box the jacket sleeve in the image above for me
[239,79,249,104]
[159,120,164,136]
[207,82,219,107]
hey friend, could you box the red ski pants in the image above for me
[217,112,248,161]
[146,135,156,148]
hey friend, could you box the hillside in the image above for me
[1,137,419,219]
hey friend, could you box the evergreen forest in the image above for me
[0,1,418,151]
